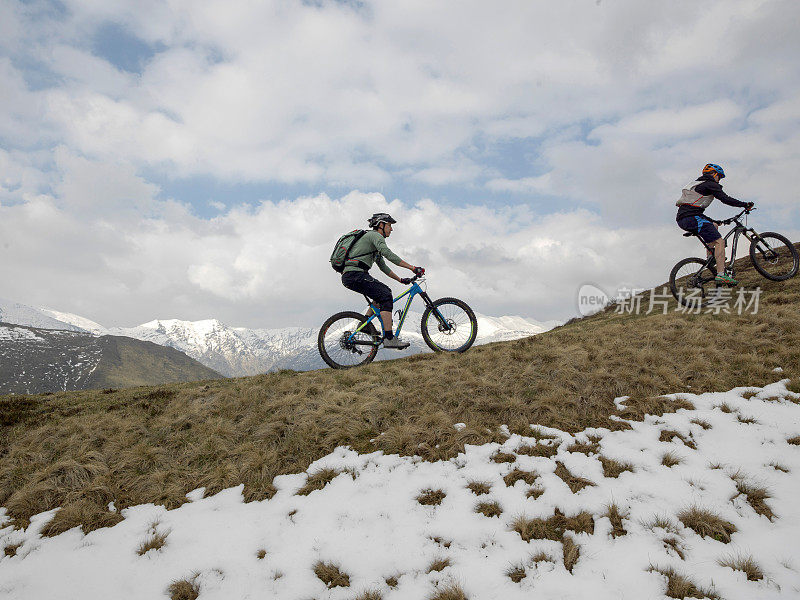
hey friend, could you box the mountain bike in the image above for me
[318,275,478,369]
[669,208,798,308]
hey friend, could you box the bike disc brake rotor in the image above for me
[437,318,456,334]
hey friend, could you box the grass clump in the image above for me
[506,563,527,582]
[599,456,634,478]
[677,506,737,543]
[690,418,712,430]
[659,430,696,449]
[662,451,684,467]
[4,543,21,557]
[649,565,720,599]
[167,576,200,600]
[731,475,775,520]
[428,583,467,600]
[516,443,558,458]
[417,489,447,506]
[642,514,679,534]
[562,535,580,573]
[717,402,736,414]
[737,415,759,425]
[491,451,517,464]
[787,435,800,446]
[137,524,169,555]
[718,553,764,581]
[427,557,451,573]
[511,508,594,542]
[475,500,503,518]
[466,481,491,495]
[554,462,595,493]
[526,485,545,499]
[769,462,789,473]
[531,551,554,564]
[297,467,343,496]
[605,503,628,538]
[503,468,538,487]
[353,591,383,600]
[566,439,600,455]
[314,561,351,588]
[662,536,686,560]
[256,548,266,559]
[385,575,399,588]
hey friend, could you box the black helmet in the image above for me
[368,212,397,229]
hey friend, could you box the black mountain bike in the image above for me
[318,275,478,369]
[669,208,798,308]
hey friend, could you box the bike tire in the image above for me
[318,311,380,369]
[669,257,717,309]
[749,232,799,281]
[420,297,478,353]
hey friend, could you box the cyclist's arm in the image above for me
[697,181,749,208]
[373,235,418,273]
[377,256,415,281]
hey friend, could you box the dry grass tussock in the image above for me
[428,583,468,600]
[137,523,169,555]
[353,590,383,600]
[554,462,595,493]
[787,435,800,446]
[659,429,697,449]
[678,506,737,543]
[296,467,352,496]
[649,565,720,599]
[689,418,712,430]
[466,481,491,495]
[718,553,764,581]
[491,451,517,464]
[475,500,502,518]
[731,473,775,520]
[662,451,684,467]
[427,557,451,573]
[2,248,799,532]
[506,562,527,582]
[314,561,350,588]
[511,508,594,542]
[503,468,538,487]
[599,456,634,478]
[604,503,628,538]
[562,534,580,573]
[168,575,200,600]
[4,543,21,557]
[417,489,446,506]
[516,442,558,458]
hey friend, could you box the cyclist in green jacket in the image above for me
[341,213,424,349]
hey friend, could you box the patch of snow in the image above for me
[5,382,799,598]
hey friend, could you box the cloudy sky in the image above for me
[1,0,798,329]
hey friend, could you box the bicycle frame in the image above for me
[345,279,450,346]
[693,210,763,275]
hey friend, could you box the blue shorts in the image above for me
[677,215,721,243]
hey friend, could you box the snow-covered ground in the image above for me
[2,381,800,599]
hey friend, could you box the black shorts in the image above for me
[341,271,393,312]
[677,215,721,243]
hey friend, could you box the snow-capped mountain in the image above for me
[0,298,559,377]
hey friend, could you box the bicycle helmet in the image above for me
[702,163,725,179]
[368,212,397,229]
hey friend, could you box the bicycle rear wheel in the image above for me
[669,257,718,309]
[318,311,380,369]
[420,297,478,352]
[749,232,799,281]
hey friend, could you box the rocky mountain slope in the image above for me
[0,322,222,395]
[0,298,558,377]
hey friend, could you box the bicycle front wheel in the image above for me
[421,297,478,353]
[669,257,717,308]
[318,311,380,369]
[749,232,799,281]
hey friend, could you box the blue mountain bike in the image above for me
[318,275,478,369]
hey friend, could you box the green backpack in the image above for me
[330,229,368,273]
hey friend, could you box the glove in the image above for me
[400,277,413,284]
[745,202,754,211]
[413,266,425,277]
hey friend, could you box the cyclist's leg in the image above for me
[342,271,394,336]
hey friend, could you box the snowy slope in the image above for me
[2,380,799,599]
[0,298,85,332]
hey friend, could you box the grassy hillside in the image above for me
[1,247,798,536]
[87,335,223,389]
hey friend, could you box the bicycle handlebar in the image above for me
[713,206,755,226]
